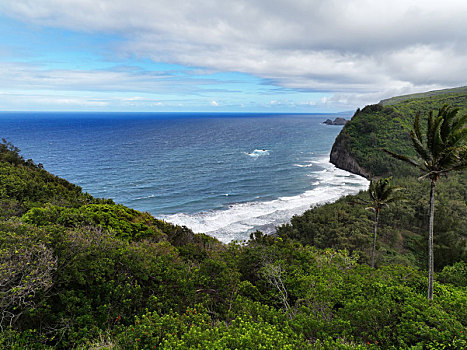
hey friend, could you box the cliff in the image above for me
[329,86,467,179]
[330,132,371,179]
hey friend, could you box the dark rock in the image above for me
[330,135,371,179]
[333,117,348,125]
[323,117,348,125]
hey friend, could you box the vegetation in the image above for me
[0,89,466,349]
[380,86,467,107]
[282,92,466,297]
[277,173,466,270]
[332,87,467,178]
[358,177,404,268]
[384,105,467,299]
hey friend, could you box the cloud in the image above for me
[0,62,202,94]
[0,91,110,109]
[210,100,219,106]
[1,0,466,108]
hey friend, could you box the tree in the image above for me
[360,177,404,268]
[0,222,56,330]
[0,138,42,168]
[384,104,467,300]
[261,262,292,317]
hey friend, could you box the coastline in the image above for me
[162,158,369,243]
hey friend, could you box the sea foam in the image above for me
[244,149,269,157]
[162,158,368,243]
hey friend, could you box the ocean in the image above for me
[0,112,368,242]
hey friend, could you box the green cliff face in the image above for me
[330,86,467,178]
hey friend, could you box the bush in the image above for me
[438,261,467,287]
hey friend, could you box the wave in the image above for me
[244,149,269,157]
[161,159,369,243]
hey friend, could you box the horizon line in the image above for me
[0,110,354,115]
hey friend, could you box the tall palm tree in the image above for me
[385,104,467,300]
[361,177,404,268]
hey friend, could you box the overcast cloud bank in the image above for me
[0,0,466,111]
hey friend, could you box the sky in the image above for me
[0,0,466,113]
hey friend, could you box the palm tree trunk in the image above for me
[428,179,436,301]
[371,210,379,268]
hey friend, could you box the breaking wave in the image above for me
[162,158,369,243]
[244,149,269,157]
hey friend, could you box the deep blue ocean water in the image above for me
[0,112,368,242]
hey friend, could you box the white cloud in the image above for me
[0,91,109,109]
[0,62,222,95]
[1,0,466,108]
[122,96,146,101]
[210,100,219,106]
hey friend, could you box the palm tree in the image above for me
[385,104,467,300]
[361,177,403,268]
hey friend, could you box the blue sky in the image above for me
[0,0,466,112]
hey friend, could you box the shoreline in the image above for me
[162,159,369,243]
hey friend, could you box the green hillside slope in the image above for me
[330,86,467,178]
[380,86,467,107]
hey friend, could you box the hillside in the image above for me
[330,86,467,178]
[284,88,466,269]
[380,86,467,107]
[1,139,466,348]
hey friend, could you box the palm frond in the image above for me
[448,157,467,172]
[413,111,423,143]
[418,170,442,181]
[383,149,420,168]
[437,146,464,169]
[440,105,460,140]
[362,177,404,215]
[451,113,467,134]
[382,187,404,201]
[427,109,434,149]
[447,128,467,148]
[432,115,445,157]
[410,129,430,161]
[351,198,370,206]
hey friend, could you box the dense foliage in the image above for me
[0,139,109,220]
[1,87,466,350]
[282,90,466,274]
[383,104,467,300]
[277,174,467,270]
[333,87,467,178]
